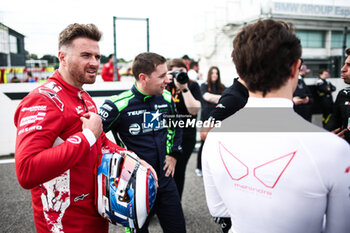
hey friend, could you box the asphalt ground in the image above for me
[0,150,221,233]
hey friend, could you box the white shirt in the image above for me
[187,69,198,80]
[202,97,350,233]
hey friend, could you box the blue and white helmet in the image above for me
[96,151,157,229]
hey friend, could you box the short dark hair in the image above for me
[189,61,199,69]
[318,69,329,75]
[58,23,102,49]
[182,55,190,60]
[232,19,301,96]
[132,52,166,80]
[346,48,350,56]
[108,54,113,59]
[167,59,187,71]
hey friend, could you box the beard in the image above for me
[68,64,97,85]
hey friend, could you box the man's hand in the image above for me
[302,96,309,104]
[163,155,177,177]
[80,112,103,139]
[292,96,309,105]
[200,124,213,141]
[332,128,347,139]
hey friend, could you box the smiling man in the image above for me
[99,52,186,233]
[14,24,156,233]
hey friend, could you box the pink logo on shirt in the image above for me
[219,141,296,189]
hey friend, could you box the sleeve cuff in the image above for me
[82,128,97,147]
[169,151,181,160]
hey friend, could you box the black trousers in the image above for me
[174,133,196,199]
[137,175,186,233]
[196,140,205,170]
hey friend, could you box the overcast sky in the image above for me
[1,0,226,60]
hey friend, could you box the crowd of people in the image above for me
[13,20,350,233]
[10,72,48,83]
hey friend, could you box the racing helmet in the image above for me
[96,151,157,229]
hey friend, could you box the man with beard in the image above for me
[14,23,156,233]
[325,48,350,143]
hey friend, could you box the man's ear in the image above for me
[290,59,301,80]
[138,73,147,82]
[58,50,66,65]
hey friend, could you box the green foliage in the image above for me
[41,54,58,64]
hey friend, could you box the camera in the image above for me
[170,71,189,84]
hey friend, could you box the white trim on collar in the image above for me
[246,97,293,108]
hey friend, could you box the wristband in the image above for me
[182,88,189,93]
[82,128,96,147]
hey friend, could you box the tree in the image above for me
[118,57,127,63]
[41,54,58,64]
[29,53,38,60]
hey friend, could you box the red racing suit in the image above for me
[14,71,123,233]
[101,61,120,81]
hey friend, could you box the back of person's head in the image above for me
[58,23,102,49]
[167,59,187,71]
[189,61,199,69]
[108,54,113,60]
[232,19,301,96]
[346,48,350,56]
[132,52,166,80]
[182,55,190,60]
[27,72,32,77]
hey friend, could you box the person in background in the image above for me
[325,47,350,144]
[187,61,201,81]
[101,54,121,81]
[292,63,313,121]
[14,23,155,233]
[199,77,249,142]
[196,66,225,176]
[316,69,336,126]
[25,72,35,83]
[182,55,191,70]
[99,52,186,233]
[202,19,350,233]
[167,58,201,200]
[10,73,21,83]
